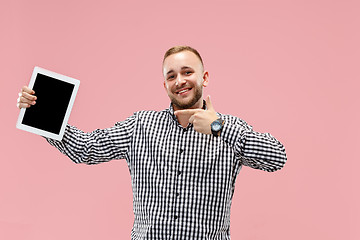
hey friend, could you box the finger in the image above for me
[17,97,34,108]
[21,86,35,95]
[20,96,36,105]
[205,95,215,111]
[174,109,203,116]
[22,91,37,101]
[18,102,31,109]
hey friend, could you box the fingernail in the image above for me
[32,101,36,105]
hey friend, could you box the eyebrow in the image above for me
[166,66,193,76]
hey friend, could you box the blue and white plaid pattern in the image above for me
[46,103,287,239]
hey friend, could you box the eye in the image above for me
[167,75,175,80]
[184,71,193,75]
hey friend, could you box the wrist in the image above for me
[210,118,224,137]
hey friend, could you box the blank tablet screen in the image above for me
[21,73,75,134]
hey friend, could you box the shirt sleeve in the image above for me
[220,116,287,172]
[45,113,137,165]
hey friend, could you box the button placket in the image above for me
[173,127,187,223]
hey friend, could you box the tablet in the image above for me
[16,66,80,141]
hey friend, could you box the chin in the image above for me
[172,97,201,109]
[168,87,202,109]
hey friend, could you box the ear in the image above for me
[202,71,209,87]
[163,81,167,90]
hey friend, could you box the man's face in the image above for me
[163,51,208,110]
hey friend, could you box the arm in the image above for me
[220,116,287,172]
[45,115,137,165]
[174,95,287,172]
[17,85,136,165]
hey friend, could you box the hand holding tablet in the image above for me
[17,86,37,109]
[16,67,80,140]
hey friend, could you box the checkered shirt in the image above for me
[46,103,287,240]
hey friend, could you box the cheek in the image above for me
[195,77,204,87]
[164,81,173,92]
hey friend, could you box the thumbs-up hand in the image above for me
[174,95,218,135]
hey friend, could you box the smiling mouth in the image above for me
[176,88,192,94]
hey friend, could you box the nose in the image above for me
[175,74,186,86]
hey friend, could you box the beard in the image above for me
[169,86,203,110]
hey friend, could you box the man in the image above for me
[18,46,287,239]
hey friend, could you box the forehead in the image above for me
[163,51,203,75]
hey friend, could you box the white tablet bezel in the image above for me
[16,66,80,141]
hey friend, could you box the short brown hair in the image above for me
[163,45,204,67]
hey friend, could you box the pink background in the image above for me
[1,0,359,239]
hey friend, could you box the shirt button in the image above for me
[179,149,184,153]
[174,215,178,220]
[177,170,182,176]
[176,192,180,197]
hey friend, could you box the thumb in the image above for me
[205,95,215,111]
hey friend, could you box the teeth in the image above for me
[178,89,189,94]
